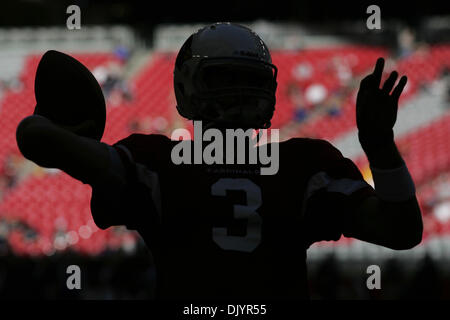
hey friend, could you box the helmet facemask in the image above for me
[184,57,277,129]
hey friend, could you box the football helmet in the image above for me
[174,22,278,129]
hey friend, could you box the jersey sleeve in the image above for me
[90,133,170,231]
[301,139,375,248]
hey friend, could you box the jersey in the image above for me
[90,133,375,299]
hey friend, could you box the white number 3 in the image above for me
[211,178,262,253]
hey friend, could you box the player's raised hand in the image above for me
[356,57,407,151]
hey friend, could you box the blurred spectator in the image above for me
[397,27,416,58]
[287,83,308,123]
[0,219,10,256]
[114,45,131,64]
[93,62,133,107]
[304,83,328,111]
[328,56,353,87]
[129,116,169,135]
[0,153,35,200]
[429,175,450,224]
[321,88,346,117]
[292,61,313,82]
[3,154,20,189]
[436,67,450,105]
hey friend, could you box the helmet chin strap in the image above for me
[202,120,246,131]
[201,118,271,131]
[196,101,272,131]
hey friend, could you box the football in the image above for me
[34,50,106,141]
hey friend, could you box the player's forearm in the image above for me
[16,115,113,185]
[380,196,423,249]
[352,195,423,250]
[349,156,423,250]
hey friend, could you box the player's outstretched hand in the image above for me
[356,57,407,151]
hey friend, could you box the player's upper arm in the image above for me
[16,115,118,186]
[17,116,163,231]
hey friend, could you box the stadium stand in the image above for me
[0,25,449,261]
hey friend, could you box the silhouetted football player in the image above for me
[17,23,422,299]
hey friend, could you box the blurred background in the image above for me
[0,0,449,299]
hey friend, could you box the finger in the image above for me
[382,71,398,94]
[392,76,408,101]
[373,57,385,88]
